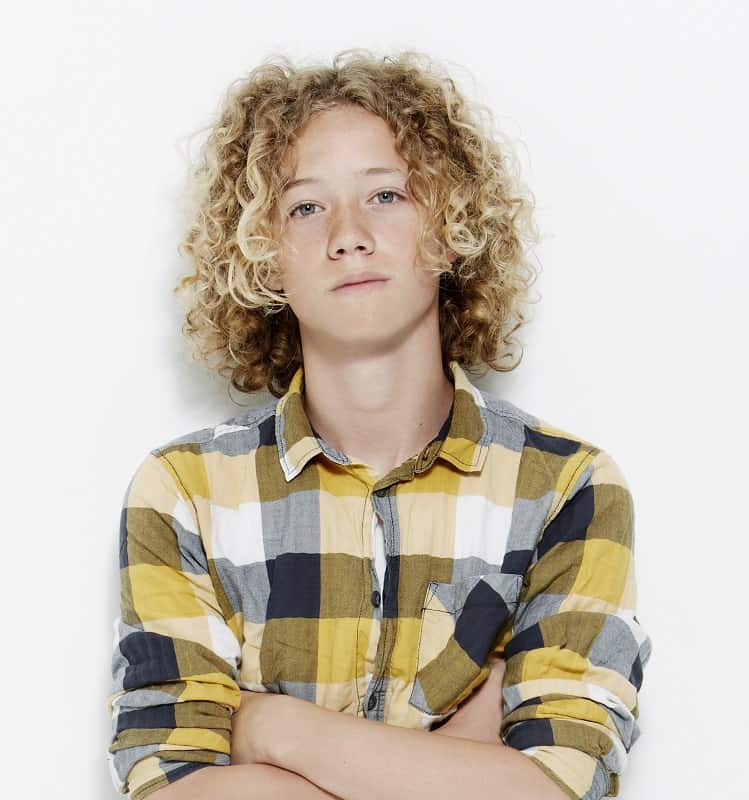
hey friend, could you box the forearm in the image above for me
[148,763,342,800]
[269,706,570,800]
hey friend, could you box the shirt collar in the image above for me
[275,360,489,484]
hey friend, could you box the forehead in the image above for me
[282,105,405,175]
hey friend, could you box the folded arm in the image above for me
[231,659,568,800]
[147,651,515,799]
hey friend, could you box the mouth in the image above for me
[333,278,390,293]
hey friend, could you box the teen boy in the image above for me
[107,50,652,800]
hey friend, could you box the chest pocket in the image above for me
[408,572,523,717]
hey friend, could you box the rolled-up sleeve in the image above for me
[106,450,242,800]
[501,448,652,800]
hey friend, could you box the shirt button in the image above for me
[367,694,377,711]
[371,590,381,607]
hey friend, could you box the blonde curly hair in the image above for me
[175,48,541,399]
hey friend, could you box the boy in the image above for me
[107,50,651,800]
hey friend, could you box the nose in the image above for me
[327,202,375,259]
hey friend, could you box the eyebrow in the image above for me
[282,167,406,194]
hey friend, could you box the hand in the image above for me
[432,657,506,745]
[230,689,292,766]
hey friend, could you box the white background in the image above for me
[1,1,746,798]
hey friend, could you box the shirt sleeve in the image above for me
[500,448,653,800]
[106,449,242,800]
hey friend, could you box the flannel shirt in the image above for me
[107,360,652,800]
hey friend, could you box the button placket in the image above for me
[371,496,387,606]
[365,490,391,719]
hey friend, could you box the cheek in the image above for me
[408,263,441,295]
[378,211,420,243]
[277,243,314,291]
[278,224,319,266]
[284,221,325,248]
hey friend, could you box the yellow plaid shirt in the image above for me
[107,360,652,799]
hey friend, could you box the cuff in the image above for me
[111,751,228,800]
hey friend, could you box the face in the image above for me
[271,103,444,360]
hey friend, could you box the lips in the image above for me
[332,272,389,291]
[337,279,386,289]
[333,279,390,295]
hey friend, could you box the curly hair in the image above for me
[174,48,541,399]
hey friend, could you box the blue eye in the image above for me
[375,190,407,204]
[290,202,321,218]
[289,190,405,219]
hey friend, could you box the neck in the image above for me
[299,336,454,481]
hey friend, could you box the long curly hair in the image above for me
[175,48,541,399]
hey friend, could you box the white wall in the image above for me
[2,1,745,797]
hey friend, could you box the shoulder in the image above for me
[474,383,596,452]
[124,397,279,502]
[474,384,628,490]
[145,396,278,461]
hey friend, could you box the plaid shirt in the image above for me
[107,360,652,800]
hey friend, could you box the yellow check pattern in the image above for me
[107,361,652,799]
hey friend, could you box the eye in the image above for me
[373,190,405,204]
[289,190,407,219]
[289,201,322,219]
